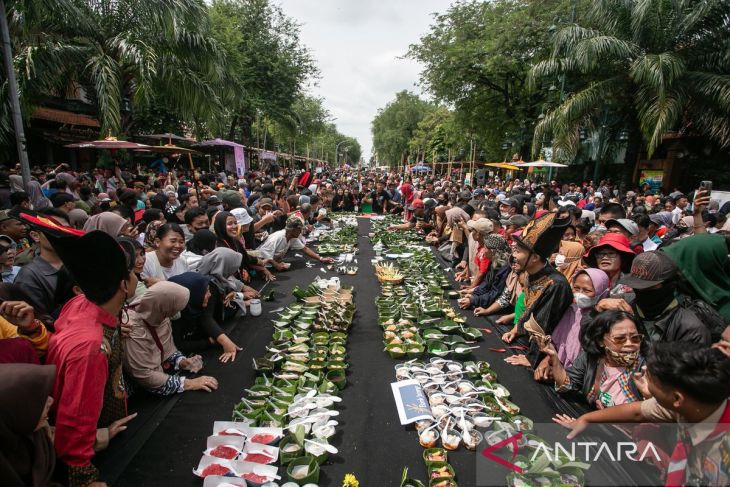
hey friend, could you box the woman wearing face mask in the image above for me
[0,363,56,487]
[543,310,648,408]
[140,223,188,282]
[548,269,610,370]
[123,281,217,394]
[555,240,584,282]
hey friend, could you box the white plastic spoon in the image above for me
[304,438,338,455]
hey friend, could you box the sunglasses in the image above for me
[608,334,643,345]
[595,251,620,260]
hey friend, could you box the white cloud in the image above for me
[276,0,448,159]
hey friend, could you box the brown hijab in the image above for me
[556,240,585,282]
[123,282,189,391]
[0,363,56,487]
[83,211,127,237]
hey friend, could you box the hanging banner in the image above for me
[639,170,663,192]
[259,150,277,161]
[234,146,246,177]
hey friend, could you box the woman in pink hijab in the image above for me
[549,268,610,369]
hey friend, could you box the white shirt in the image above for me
[141,250,188,280]
[256,229,305,260]
[641,237,658,252]
[671,207,683,224]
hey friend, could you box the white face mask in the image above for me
[574,292,596,309]
[555,254,567,266]
[500,211,511,219]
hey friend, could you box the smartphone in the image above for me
[700,180,712,196]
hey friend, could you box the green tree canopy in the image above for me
[208,0,318,144]
[408,0,582,160]
[5,0,222,137]
[371,90,436,166]
[532,0,730,164]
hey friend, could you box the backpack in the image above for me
[679,295,728,342]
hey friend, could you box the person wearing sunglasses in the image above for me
[584,232,636,299]
[542,310,649,409]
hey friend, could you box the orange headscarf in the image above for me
[556,240,585,282]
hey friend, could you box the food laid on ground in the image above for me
[371,216,589,486]
[195,277,355,486]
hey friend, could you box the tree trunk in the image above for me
[622,125,642,187]
[228,115,239,141]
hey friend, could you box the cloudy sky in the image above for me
[277,0,450,160]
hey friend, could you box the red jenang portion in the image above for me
[250,433,276,444]
[209,445,239,459]
[201,464,232,477]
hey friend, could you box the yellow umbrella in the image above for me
[484,162,524,170]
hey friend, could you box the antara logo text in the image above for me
[481,432,662,474]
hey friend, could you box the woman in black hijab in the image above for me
[212,211,271,282]
[0,363,56,487]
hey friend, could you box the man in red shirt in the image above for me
[45,229,138,487]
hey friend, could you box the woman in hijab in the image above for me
[143,219,164,252]
[135,208,166,245]
[549,268,610,370]
[213,211,271,282]
[198,247,244,312]
[26,180,51,210]
[169,271,242,363]
[123,282,218,394]
[663,233,730,322]
[180,229,217,272]
[67,208,89,230]
[213,211,247,254]
[555,240,585,283]
[0,363,56,487]
[83,212,134,238]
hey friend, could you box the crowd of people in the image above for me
[0,160,728,486]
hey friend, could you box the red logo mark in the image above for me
[481,432,524,474]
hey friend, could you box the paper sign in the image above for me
[391,379,433,425]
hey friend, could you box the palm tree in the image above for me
[531,0,730,168]
[4,0,224,138]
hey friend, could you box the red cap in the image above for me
[408,198,425,210]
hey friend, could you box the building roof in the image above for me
[31,107,99,127]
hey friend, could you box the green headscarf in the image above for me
[662,234,730,322]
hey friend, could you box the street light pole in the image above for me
[335,140,347,167]
[0,0,31,192]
